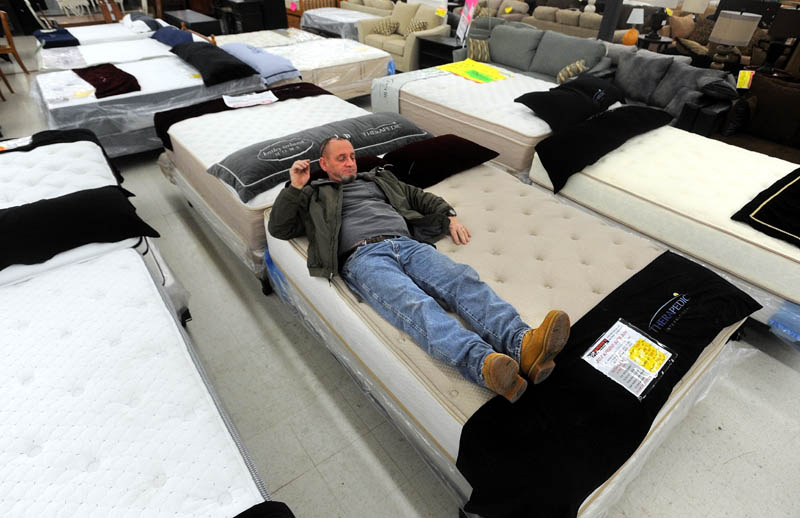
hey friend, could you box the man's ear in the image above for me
[319,155,327,172]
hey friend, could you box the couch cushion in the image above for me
[614,52,673,103]
[603,41,637,65]
[649,60,717,107]
[383,35,407,55]
[365,32,397,49]
[468,37,491,61]
[488,24,544,71]
[487,0,503,15]
[555,8,580,26]
[374,18,399,35]
[365,0,393,9]
[579,11,602,29]
[748,74,800,146]
[413,4,443,30]
[391,1,420,36]
[667,14,695,38]
[529,30,605,77]
[533,6,557,21]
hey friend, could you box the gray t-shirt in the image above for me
[338,178,410,257]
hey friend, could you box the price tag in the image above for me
[73,89,93,98]
[737,70,754,89]
[582,319,675,400]
[436,7,447,16]
[504,6,512,13]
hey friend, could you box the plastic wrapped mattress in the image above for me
[263,164,747,513]
[214,27,324,47]
[38,18,169,47]
[300,7,381,40]
[528,125,800,327]
[371,66,554,171]
[38,36,203,71]
[32,57,263,157]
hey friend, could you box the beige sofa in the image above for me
[341,0,394,17]
[454,0,530,22]
[522,6,626,41]
[358,2,449,71]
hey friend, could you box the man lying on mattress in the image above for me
[268,136,571,403]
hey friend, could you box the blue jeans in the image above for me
[340,237,531,387]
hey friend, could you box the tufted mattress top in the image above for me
[266,165,679,460]
[376,67,553,171]
[215,28,324,47]
[0,248,265,516]
[166,94,369,254]
[529,125,800,314]
[265,38,389,71]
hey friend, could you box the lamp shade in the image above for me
[709,10,762,46]
[641,0,679,9]
[627,7,645,24]
[769,8,800,39]
[681,0,709,14]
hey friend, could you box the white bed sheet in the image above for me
[0,248,264,516]
[60,18,169,45]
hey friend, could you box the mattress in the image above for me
[48,19,169,46]
[371,67,554,171]
[265,39,392,98]
[38,36,201,71]
[164,93,368,275]
[214,28,323,47]
[33,57,263,157]
[300,7,381,40]
[263,165,745,510]
[528,125,800,323]
[0,248,266,516]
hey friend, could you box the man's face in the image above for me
[320,139,357,184]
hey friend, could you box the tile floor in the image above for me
[2,37,799,517]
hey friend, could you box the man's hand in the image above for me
[449,216,471,245]
[289,159,311,190]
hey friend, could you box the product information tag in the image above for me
[582,319,675,400]
[737,70,754,89]
[223,91,279,108]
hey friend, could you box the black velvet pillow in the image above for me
[537,106,673,193]
[731,167,800,248]
[171,42,257,86]
[515,75,626,133]
[0,186,160,271]
[382,134,499,188]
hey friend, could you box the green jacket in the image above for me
[268,168,455,279]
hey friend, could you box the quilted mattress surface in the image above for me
[215,28,323,47]
[39,38,189,71]
[265,38,390,71]
[58,19,167,45]
[0,248,264,516]
[529,125,800,307]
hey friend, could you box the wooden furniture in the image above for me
[0,10,27,75]
[164,9,221,34]
[416,34,461,68]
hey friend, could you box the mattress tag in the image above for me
[582,319,675,400]
[223,91,279,108]
[0,136,33,151]
[73,89,93,98]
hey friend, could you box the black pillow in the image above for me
[536,106,673,193]
[171,42,257,86]
[382,134,499,188]
[731,167,800,248]
[0,185,160,271]
[515,75,626,134]
[130,13,162,31]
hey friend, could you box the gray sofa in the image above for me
[453,23,611,83]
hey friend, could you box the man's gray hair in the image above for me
[319,135,351,157]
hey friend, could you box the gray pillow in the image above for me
[698,74,738,100]
[529,30,605,78]
[614,52,673,103]
[602,41,637,66]
[208,113,431,202]
[488,24,543,71]
[664,87,704,118]
[650,60,709,107]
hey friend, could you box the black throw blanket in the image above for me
[153,82,332,151]
[731,167,800,249]
[457,251,760,518]
[73,63,141,99]
[33,28,80,48]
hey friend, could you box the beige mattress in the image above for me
[381,67,553,171]
[164,94,369,271]
[264,165,745,511]
[529,125,800,321]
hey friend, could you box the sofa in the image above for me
[521,6,627,41]
[358,1,449,71]
[453,23,611,82]
[454,0,530,22]
[341,0,394,17]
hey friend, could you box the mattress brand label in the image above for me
[361,122,402,138]
[648,292,691,333]
[258,138,314,162]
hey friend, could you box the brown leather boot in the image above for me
[520,310,570,384]
[482,352,528,403]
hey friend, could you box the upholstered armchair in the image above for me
[358,2,450,71]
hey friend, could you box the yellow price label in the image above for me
[737,70,754,89]
[665,7,673,15]
[628,338,667,373]
[73,90,93,98]
[504,5,512,12]
[191,73,202,78]
[435,7,446,16]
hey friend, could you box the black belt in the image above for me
[339,234,402,266]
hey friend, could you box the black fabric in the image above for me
[537,106,673,193]
[208,113,430,202]
[0,186,159,271]
[73,63,141,99]
[170,41,257,86]
[130,12,162,31]
[153,82,332,150]
[731,167,800,248]
[720,95,756,136]
[382,134,499,188]
[33,28,79,48]
[515,75,626,133]
[0,129,123,184]
[234,500,296,518]
[458,250,760,518]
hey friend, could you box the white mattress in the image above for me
[528,125,800,316]
[0,248,264,516]
[300,7,380,40]
[38,37,201,71]
[264,165,745,510]
[215,28,323,47]
[60,18,169,45]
